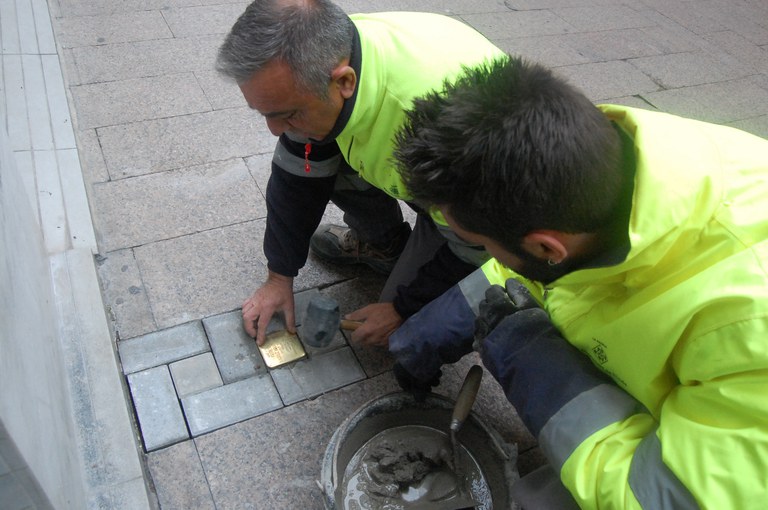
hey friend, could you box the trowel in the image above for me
[444,364,484,509]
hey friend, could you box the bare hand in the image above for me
[345,302,403,348]
[242,272,295,346]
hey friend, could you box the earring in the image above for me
[547,259,558,266]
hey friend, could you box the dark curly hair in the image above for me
[395,55,624,252]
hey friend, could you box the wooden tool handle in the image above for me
[340,319,363,331]
[450,365,483,432]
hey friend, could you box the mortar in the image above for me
[320,392,519,509]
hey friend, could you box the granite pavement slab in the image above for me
[67,35,222,85]
[460,10,574,40]
[192,374,401,509]
[97,108,272,178]
[96,248,157,341]
[146,441,216,510]
[557,60,660,102]
[52,10,173,48]
[70,73,212,130]
[91,158,266,252]
[161,3,249,37]
[133,221,266,329]
[642,77,768,126]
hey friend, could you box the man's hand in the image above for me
[474,279,538,353]
[345,302,403,347]
[242,271,295,346]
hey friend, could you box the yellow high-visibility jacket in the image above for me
[390,105,768,509]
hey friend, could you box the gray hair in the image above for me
[216,0,354,98]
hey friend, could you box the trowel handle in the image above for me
[340,319,363,331]
[450,365,483,433]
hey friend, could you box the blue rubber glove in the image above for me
[475,279,613,437]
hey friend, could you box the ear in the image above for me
[521,230,569,264]
[330,63,357,99]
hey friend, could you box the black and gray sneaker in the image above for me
[310,223,410,275]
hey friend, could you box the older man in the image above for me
[217,0,503,346]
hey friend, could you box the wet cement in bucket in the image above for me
[340,425,492,509]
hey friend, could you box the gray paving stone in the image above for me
[641,77,768,124]
[550,5,654,32]
[97,108,273,178]
[558,29,667,62]
[181,375,283,436]
[644,0,729,35]
[631,9,709,54]
[195,70,247,110]
[505,0,620,8]
[90,158,265,252]
[203,310,267,383]
[703,31,768,75]
[133,220,367,330]
[118,321,209,374]
[75,129,109,186]
[71,73,212,130]
[244,152,272,198]
[347,0,509,15]
[53,0,246,18]
[270,347,366,405]
[69,35,221,85]
[162,3,249,37]
[146,441,216,510]
[629,51,751,89]
[497,35,591,68]
[96,249,157,341]
[127,366,189,452]
[461,10,574,39]
[170,352,223,399]
[556,60,660,102]
[52,10,173,49]
[134,221,266,329]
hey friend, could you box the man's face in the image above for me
[239,60,345,141]
[441,208,577,284]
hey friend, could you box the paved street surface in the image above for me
[7,0,768,508]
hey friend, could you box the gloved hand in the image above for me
[393,362,441,402]
[473,279,539,353]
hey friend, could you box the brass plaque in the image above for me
[258,330,307,368]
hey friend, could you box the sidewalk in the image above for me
[4,0,768,508]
